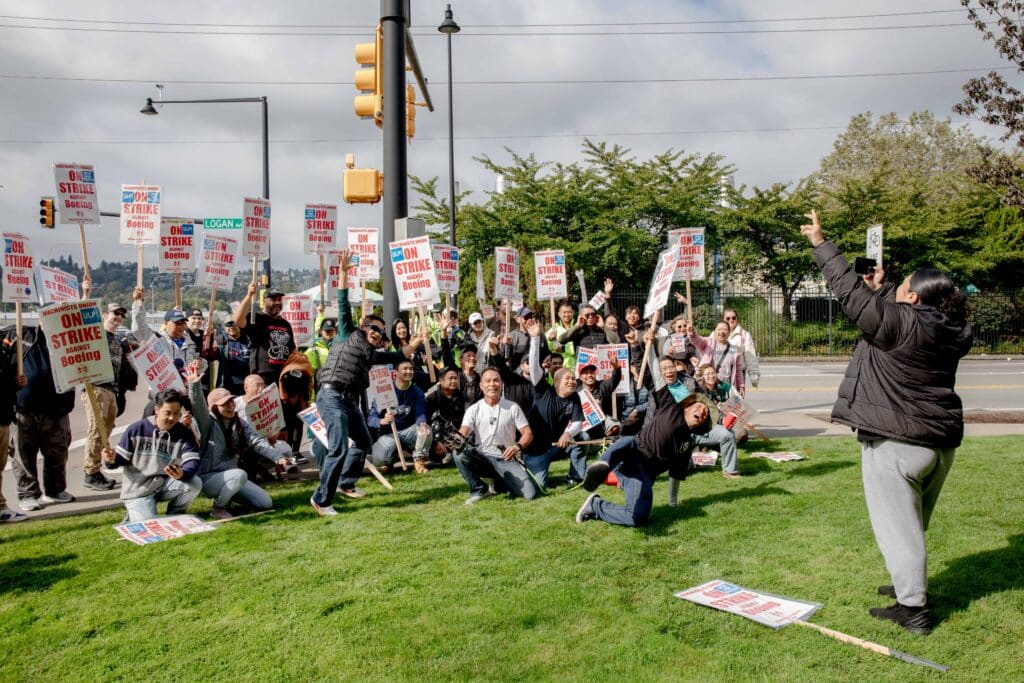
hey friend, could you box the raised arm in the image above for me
[130,287,154,341]
[526,320,544,387]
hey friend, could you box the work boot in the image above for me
[869,602,933,635]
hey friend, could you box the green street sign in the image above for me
[203,218,243,230]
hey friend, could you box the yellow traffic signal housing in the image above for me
[343,154,383,204]
[353,25,384,127]
[39,196,55,228]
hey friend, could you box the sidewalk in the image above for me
[4,417,1022,523]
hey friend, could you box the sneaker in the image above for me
[209,506,234,520]
[39,491,75,504]
[310,496,338,516]
[582,461,610,492]
[464,490,494,506]
[338,487,367,500]
[576,493,601,523]
[414,458,430,475]
[722,471,742,480]
[0,508,29,523]
[877,585,931,607]
[869,602,933,635]
[19,497,41,512]
[84,471,117,491]
[291,453,309,465]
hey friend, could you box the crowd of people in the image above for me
[0,222,975,636]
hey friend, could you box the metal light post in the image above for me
[438,4,460,246]
[140,94,273,286]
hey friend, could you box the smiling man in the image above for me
[233,283,294,387]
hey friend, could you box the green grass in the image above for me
[2,436,1022,682]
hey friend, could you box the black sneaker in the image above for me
[869,602,933,635]
[576,493,601,523]
[84,472,117,491]
[581,461,610,492]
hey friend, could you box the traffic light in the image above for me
[39,196,55,228]
[343,154,383,204]
[354,25,383,127]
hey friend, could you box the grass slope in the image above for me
[1,436,1022,682]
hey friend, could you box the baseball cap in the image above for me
[578,364,598,374]
[206,388,235,409]
[223,320,238,328]
[188,308,204,318]
[517,307,534,318]
[265,288,285,298]
[321,318,338,332]
[164,309,187,323]
[105,303,128,316]
[468,312,484,324]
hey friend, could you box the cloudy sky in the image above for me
[0,0,1012,271]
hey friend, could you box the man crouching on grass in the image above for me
[576,329,715,527]
[102,388,202,523]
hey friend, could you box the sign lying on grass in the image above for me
[675,579,821,630]
[691,451,719,468]
[114,515,216,546]
[750,452,805,462]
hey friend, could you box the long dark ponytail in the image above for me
[909,269,967,328]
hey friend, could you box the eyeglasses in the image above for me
[724,316,737,321]
[583,312,597,318]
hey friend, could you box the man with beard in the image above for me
[233,284,294,387]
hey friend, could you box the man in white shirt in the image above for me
[455,367,536,505]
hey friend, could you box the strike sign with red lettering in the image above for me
[39,265,79,304]
[432,244,460,295]
[596,343,630,395]
[304,203,337,254]
[159,218,196,274]
[668,227,706,281]
[366,365,398,412]
[38,300,114,393]
[644,247,680,319]
[2,232,36,304]
[327,251,360,289]
[347,227,379,280]
[242,197,271,259]
[534,249,567,300]
[244,384,285,438]
[129,335,186,395]
[281,294,314,347]
[389,236,440,310]
[197,234,238,290]
[53,162,99,224]
[119,184,162,245]
[494,247,519,300]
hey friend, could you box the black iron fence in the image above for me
[592,287,1024,357]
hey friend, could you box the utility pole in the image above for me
[380,0,408,323]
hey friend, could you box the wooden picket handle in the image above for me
[207,509,275,525]
[78,225,92,280]
[174,273,182,309]
[250,257,258,325]
[794,620,947,672]
[418,305,436,383]
[549,298,556,333]
[365,461,394,490]
[14,301,23,376]
[318,254,326,307]
[387,407,409,471]
[636,309,661,390]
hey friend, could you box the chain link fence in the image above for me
[598,287,1024,357]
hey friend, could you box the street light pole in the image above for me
[140,94,272,286]
[438,4,460,246]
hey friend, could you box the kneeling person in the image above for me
[103,389,202,522]
[455,367,537,504]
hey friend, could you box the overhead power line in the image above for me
[0,66,1008,87]
[0,8,967,29]
[0,21,970,38]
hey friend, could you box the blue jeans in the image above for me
[593,439,655,527]
[200,468,272,510]
[123,476,202,523]
[454,448,540,500]
[312,385,371,506]
[522,445,570,489]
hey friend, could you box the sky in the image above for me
[0,0,1014,271]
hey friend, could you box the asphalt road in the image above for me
[747,358,1024,415]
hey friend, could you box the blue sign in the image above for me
[390,246,405,262]
[304,209,316,220]
[121,190,134,203]
[81,306,102,325]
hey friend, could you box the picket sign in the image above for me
[366,365,406,471]
[244,384,285,438]
[130,335,186,395]
[299,403,392,490]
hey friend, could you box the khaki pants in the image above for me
[0,424,9,509]
[82,386,117,475]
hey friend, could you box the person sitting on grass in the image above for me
[186,364,289,519]
[454,367,536,504]
[689,363,741,480]
[367,358,433,475]
[102,388,202,523]
[577,330,714,528]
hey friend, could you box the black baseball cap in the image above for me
[321,318,338,332]
[188,308,204,318]
[265,288,285,298]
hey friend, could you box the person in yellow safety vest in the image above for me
[305,318,338,394]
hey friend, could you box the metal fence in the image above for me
[594,287,1024,357]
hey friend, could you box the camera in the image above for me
[854,257,877,275]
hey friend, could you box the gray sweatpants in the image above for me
[861,438,955,608]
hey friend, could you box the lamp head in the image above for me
[140,98,159,116]
[438,4,460,34]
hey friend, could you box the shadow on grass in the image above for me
[261,480,468,516]
[783,460,856,478]
[930,533,1024,625]
[642,483,792,536]
[0,554,78,594]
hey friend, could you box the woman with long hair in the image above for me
[802,210,972,635]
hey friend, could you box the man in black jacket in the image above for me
[3,326,76,512]
[309,250,419,515]
[577,331,713,527]
[0,337,27,522]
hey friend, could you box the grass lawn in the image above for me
[1,435,1022,682]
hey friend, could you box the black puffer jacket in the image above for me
[814,242,973,448]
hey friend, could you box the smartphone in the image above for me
[854,257,877,275]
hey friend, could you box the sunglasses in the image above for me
[366,325,386,336]
[724,316,737,321]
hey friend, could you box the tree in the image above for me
[718,182,820,316]
[412,140,730,314]
[955,0,1024,205]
